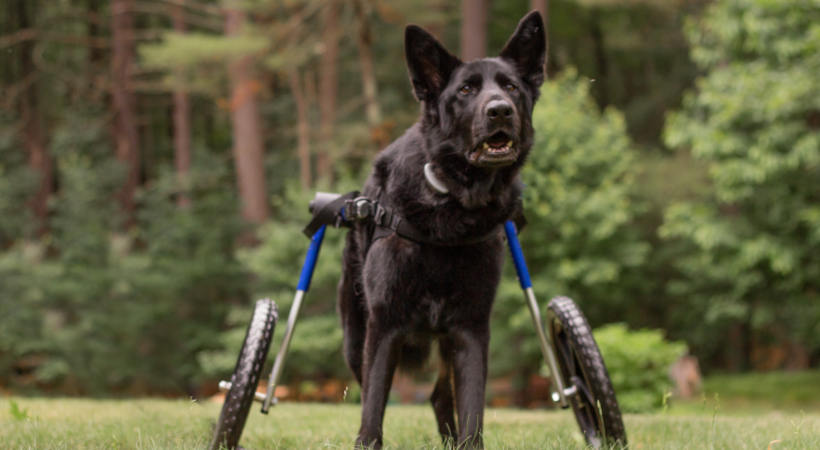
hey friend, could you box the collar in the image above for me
[424,162,449,194]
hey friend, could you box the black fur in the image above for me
[338,12,546,449]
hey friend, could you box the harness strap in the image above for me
[370,206,503,246]
[304,190,524,246]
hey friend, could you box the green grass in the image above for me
[1,397,819,449]
[699,370,820,412]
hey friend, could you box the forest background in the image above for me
[1,0,817,409]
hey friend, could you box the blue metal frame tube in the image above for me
[262,226,326,412]
[296,225,326,292]
[504,221,532,289]
[504,220,570,407]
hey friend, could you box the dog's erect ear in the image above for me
[500,11,546,89]
[405,25,462,102]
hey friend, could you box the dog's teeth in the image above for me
[483,142,490,149]
[507,141,513,148]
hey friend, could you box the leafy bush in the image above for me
[661,0,820,367]
[594,323,687,412]
[0,114,37,244]
[491,69,648,378]
[200,181,360,384]
[0,141,246,393]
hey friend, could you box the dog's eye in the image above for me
[458,84,474,95]
[504,83,518,93]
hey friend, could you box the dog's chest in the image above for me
[417,296,448,331]
[398,240,505,330]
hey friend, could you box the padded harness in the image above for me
[303,190,524,247]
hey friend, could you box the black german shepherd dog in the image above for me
[338,11,546,449]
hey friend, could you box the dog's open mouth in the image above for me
[470,131,518,167]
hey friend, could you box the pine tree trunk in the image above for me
[460,0,487,61]
[111,0,141,227]
[590,12,609,109]
[225,4,269,225]
[353,0,383,148]
[87,0,106,100]
[425,0,448,41]
[317,0,340,182]
[288,70,312,190]
[172,0,192,208]
[530,0,549,79]
[17,0,52,237]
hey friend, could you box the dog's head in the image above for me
[405,11,546,170]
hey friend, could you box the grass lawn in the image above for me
[2,396,819,449]
[698,370,820,413]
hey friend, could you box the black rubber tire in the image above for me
[209,298,278,450]
[546,296,626,448]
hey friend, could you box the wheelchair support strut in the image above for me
[255,221,571,412]
[504,221,571,408]
[260,225,326,413]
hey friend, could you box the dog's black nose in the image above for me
[485,99,513,121]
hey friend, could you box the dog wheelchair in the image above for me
[209,192,627,449]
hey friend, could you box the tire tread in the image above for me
[547,296,626,446]
[209,298,278,450]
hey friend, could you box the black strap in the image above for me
[368,198,503,246]
[375,217,502,246]
[303,190,518,246]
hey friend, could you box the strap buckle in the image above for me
[374,204,387,227]
[342,196,393,229]
[344,197,376,222]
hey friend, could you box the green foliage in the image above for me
[661,0,820,365]
[8,400,29,421]
[0,163,36,244]
[490,70,648,377]
[0,115,36,243]
[140,32,267,94]
[200,180,361,383]
[594,323,686,412]
[550,0,704,144]
[0,145,246,392]
[5,0,820,397]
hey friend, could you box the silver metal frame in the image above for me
[219,287,576,412]
[218,240,577,412]
[522,287,573,408]
[260,289,305,413]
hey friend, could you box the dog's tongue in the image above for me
[486,132,510,149]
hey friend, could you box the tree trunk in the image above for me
[589,11,609,109]
[305,69,318,171]
[425,0,448,41]
[529,0,547,16]
[17,0,52,237]
[460,0,487,61]
[111,0,141,227]
[86,0,106,100]
[288,70,311,190]
[225,4,269,225]
[353,0,384,149]
[529,0,549,79]
[172,0,192,208]
[317,0,340,182]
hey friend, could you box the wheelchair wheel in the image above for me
[209,299,278,450]
[546,296,626,448]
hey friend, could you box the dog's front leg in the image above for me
[356,320,400,449]
[431,337,457,444]
[452,327,489,449]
